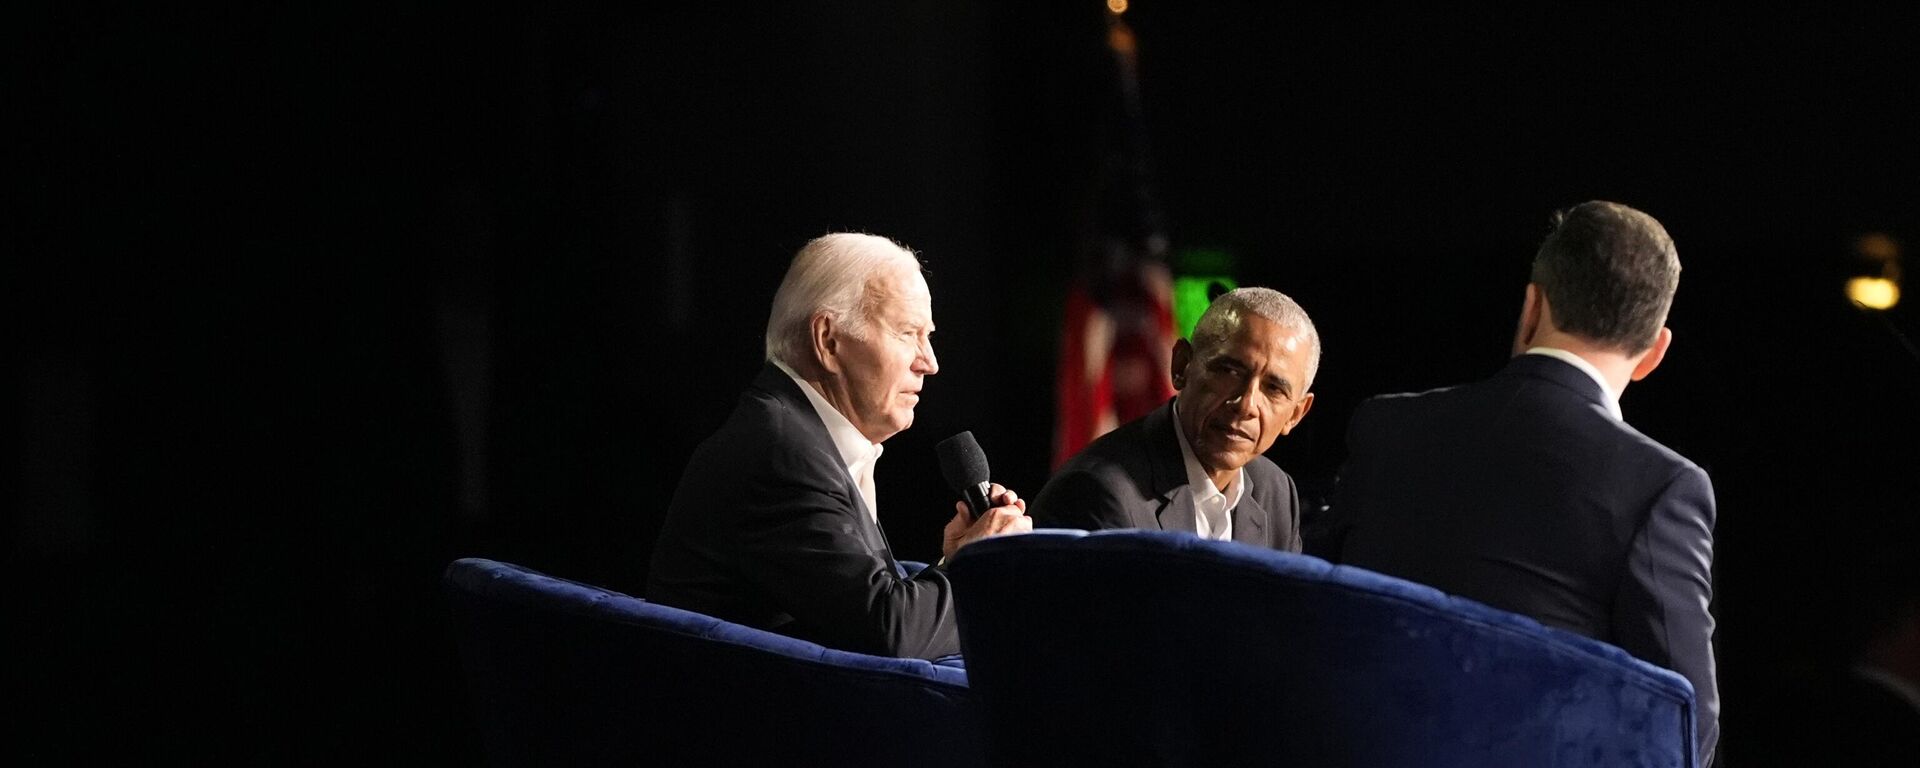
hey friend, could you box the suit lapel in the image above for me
[1231,491,1267,546]
[1143,401,1200,534]
[847,491,889,552]
[755,364,895,559]
[1157,491,1199,534]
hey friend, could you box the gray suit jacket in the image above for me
[1032,399,1303,552]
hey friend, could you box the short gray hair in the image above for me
[1191,287,1321,390]
[765,232,921,367]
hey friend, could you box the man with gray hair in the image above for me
[1032,287,1320,552]
[647,232,1031,660]
[1314,201,1719,765]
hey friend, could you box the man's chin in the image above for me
[1201,449,1252,473]
[1198,434,1247,454]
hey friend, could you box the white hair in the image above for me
[1192,287,1322,389]
[764,232,921,367]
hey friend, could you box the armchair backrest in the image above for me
[946,530,1695,768]
[443,557,983,767]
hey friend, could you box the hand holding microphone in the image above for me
[935,431,1033,561]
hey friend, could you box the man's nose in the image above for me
[916,338,939,375]
[1229,381,1260,418]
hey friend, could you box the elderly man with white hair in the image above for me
[647,232,1031,660]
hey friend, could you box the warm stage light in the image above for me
[1846,232,1903,310]
[1847,277,1900,310]
[1108,0,1129,15]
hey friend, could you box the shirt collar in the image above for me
[1525,347,1623,421]
[773,360,885,472]
[1170,398,1245,511]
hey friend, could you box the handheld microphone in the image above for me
[935,431,994,517]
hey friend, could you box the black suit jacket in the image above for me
[1316,354,1718,763]
[646,364,961,659]
[1032,399,1303,552]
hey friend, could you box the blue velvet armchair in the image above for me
[946,529,1697,768]
[443,557,984,767]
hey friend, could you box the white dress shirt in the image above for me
[1171,400,1245,540]
[774,361,884,522]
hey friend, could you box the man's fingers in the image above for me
[984,507,1028,534]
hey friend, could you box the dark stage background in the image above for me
[19,3,1919,763]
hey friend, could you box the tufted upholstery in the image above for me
[947,529,1696,768]
[443,557,984,767]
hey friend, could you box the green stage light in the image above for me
[1173,274,1237,340]
[1171,248,1239,340]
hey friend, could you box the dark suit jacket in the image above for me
[1032,399,1303,552]
[645,364,961,659]
[1316,354,1718,764]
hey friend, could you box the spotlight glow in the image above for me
[1108,0,1129,15]
[1847,277,1900,310]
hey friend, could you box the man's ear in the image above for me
[1170,338,1194,390]
[810,313,842,375]
[1512,283,1544,356]
[1630,326,1672,382]
[1279,392,1315,435]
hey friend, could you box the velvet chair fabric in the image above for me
[443,557,984,767]
[947,530,1696,768]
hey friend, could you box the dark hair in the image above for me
[1530,201,1680,354]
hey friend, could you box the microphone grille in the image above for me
[934,430,991,491]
